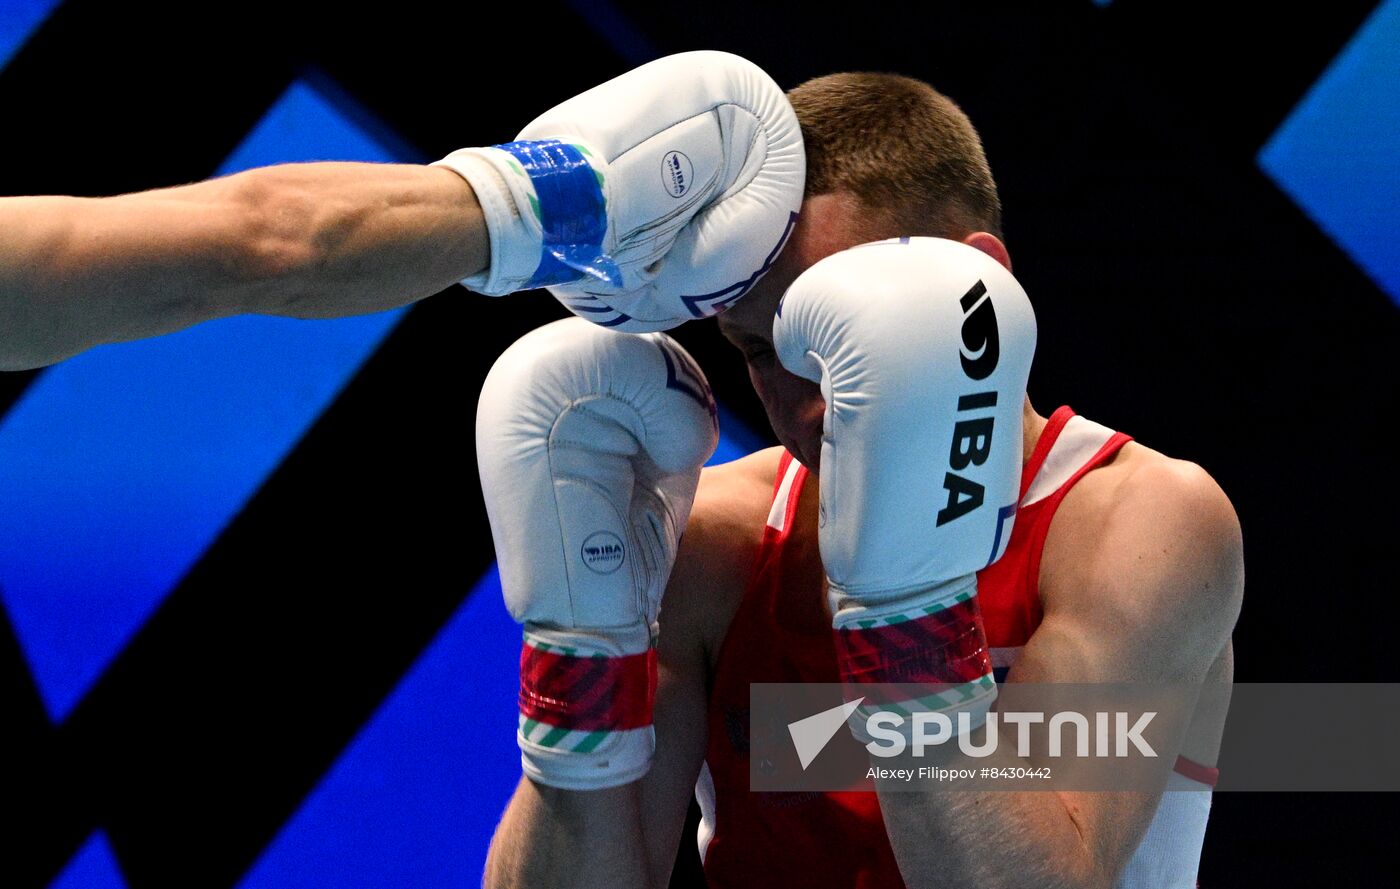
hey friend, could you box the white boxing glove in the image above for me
[773,237,1036,728]
[476,317,718,789]
[435,50,805,331]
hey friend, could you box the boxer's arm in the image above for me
[485,456,769,889]
[0,162,486,370]
[877,456,1244,889]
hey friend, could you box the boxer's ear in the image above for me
[962,231,1011,273]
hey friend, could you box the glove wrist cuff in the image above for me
[435,140,616,296]
[515,624,658,790]
[434,146,546,295]
[829,574,993,688]
[831,577,997,743]
[520,725,654,791]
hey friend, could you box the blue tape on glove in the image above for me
[496,139,621,289]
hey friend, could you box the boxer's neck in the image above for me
[1023,398,1047,467]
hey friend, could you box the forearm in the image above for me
[485,777,656,889]
[873,727,1156,889]
[0,161,486,369]
[879,782,1113,889]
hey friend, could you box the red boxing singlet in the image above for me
[696,407,1215,888]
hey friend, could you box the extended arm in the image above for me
[0,162,486,370]
[1,50,804,370]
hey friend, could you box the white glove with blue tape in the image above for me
[434,50,805,332]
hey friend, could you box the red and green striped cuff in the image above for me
[518,637,658,737]
[834,591,993,688]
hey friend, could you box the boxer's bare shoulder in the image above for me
[1035,439,1244,681]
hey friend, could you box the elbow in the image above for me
[0,310,68,371]
[225,169,324,313]
[0,354,44,372]
[903,870,1110,889]
[1,356,49,372]
[976,865,1113,889]
[1064,865,1117,889]
[0,337,41,370]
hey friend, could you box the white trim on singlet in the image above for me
[765,457,804,531]
[1022,415,1117,507]
[695,760,718,863]
[1116,771,1213,889]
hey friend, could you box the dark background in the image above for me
[2,0,1397,886]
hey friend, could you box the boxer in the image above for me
[481,73,1243,889]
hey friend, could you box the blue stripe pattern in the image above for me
[0,0,61,70]
[235,567,522,889]
[0,79,409,723]
[48,832,126,889]
[0,9,772,879]
[235,422,763,887]
[1259,0,1400,306]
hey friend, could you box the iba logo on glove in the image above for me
[661,151,693,198]
[581,531,626,574]
[937,279,1002,527]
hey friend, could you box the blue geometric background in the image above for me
[1259,0,1400,306]
[47,832,124,889]
[0,7,764,882]
[1,0,1396,886]
[0,0,59,69]
[0,80,408,727]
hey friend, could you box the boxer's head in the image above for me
[717,72,1010,471]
